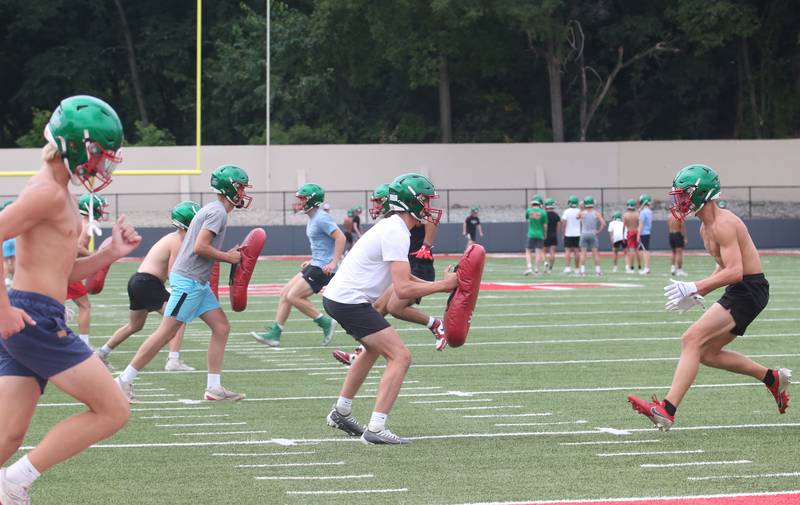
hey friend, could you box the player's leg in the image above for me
[26,358,128,473]
[534,246,543,273]
[289,272,337,345]
[563,246,572,272]
[677,246,685,274]
[73,295,91,346]
[285,275,320,319]
[592,246,601,274]
[95,309,148,369]
[578,245,587,275]
[372,286,393,316]
[386,293,427,326]
[0,377,40,466]
[200,307,244,400]
[548,245,556,271]
[165,324,194,371]
[524,247,533,275]
[252,273,302,346]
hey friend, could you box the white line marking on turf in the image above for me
[140,414,230,420]
[495,421,587,427]
[237,461,345,468]
[135,388,166,391]
[155,422,247,428]
[597,449,704,457]
[464,413,551,419]
[595,427,632,436]
[412,399,493,404]
[435,405,521,411]
[641,459,751,468]
[286,488,407,496]
[257,474,373,481]
[561,439,661,446]
[687,472,800,481]
[173,430,271,437]
[131,407,211,412]
[448,489,800,505]
[213,451,316,457]
[135,394,178,398]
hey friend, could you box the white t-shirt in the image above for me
[323,214,410,304]
[608,220,626,243]
[561,208,581,237]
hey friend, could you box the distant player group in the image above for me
[0,95,790,503]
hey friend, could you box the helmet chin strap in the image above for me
[87,183,102,238]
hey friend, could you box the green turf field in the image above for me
[17,253,800,504]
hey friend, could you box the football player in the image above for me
[627,164,790,431]
[524,196,547,275]
[251,183,343,347]
[0,95,137,503]
[577,196,605,276]
[324,174,457,444]
[667,211,688,276]
[115,165,249,403]
[96,201,200,371]
[1,200,15,289]
[623,199,640,273]
[543,198,560,272]
[607,211,626,273]
[561,195,581,273]
[637,194,653,274]
[463,207,483,248]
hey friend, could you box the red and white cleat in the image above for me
[766,368,792,414]
[332,346,364,367]
[430,319,447,351]
[627,394,675,432]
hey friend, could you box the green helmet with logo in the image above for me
[211,164,252,208]
[568,195,579,208]
[717,199,728,209]
[78,193,108,221]
[612,210,622,220]
[470,207,479,213]
[388,173,442,224]
[670,164,721,221]
[544,198,555,209]
[531,194,544,205]
[369,183,391,219]
[639,193,652,206]
[293,183,324,213]
[171,201,200,230]
[583,195,595,207]
[626,198,637,209]
[45,95,124,192]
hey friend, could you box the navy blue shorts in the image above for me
[0,290,93,393]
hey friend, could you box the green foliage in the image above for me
[15,108,51,147]
[130,121,176,146]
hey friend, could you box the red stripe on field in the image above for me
[517,493,800,505]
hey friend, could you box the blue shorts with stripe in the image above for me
[0,289,93,393]
[164,272,220,323]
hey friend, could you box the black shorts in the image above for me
[640,234,651,250]
[564,236,580,249]
[323,297,390,340]
[302,264,334,294]
[613,240,626,251]
[410,257,435,305]
[544,236,558,248]
[467,231,477,241]
[129,272,170,312]
[669,232,684,249]
[527,238,544,250]
[717,273,769,336]
[344,231,353,245]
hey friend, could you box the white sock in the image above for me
[119,365,139,383]
[426,317,435,329]
[207,373,221,389]
[78,334,90,346]
[98,344,112,357]
[6,455,41,488]
[595,265,601,272]
[313,314,323,321]
[276,322,284,330]
[526,263,532,269]
[168,352,180,360]
[336,396,353,415]
[368,412,387,433]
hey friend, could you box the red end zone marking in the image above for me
[509,491,800,505]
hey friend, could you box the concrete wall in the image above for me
[123,218,800,258]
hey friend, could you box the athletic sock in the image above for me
[663,400,677,417]
[275,322,284,331]
[335,396,353,415]
[368,412,387,433]
[6,455,41,488]
[97,344,112,357]
[207,373,221,389]
[168,352,180,360]
[119,365,139,384]
[426,316,435,329]
[78,334,90,346]
[763,369,775,387]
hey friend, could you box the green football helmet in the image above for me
[531,194,544,205]
[388,173,442,224]
[583,195,595,207]
[639,193,652,206]
[544,198,555,209]
[612,210,622,220]
[346,209,354,217]
[45,95,124,192]
[626,198,637,210]
[369,183,391,219]
[670,164,721,221]
[293,183,324,214]
[568,195,579,208]
[171,201,201,230]
[78,193,108,221]
[211,164,252,208]
[717,199,728,209]
[470,207,479,213]
[0,199,13,212]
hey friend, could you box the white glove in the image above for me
[665,293,705,313]
[664,279,697,304]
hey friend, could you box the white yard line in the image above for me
[464,413,552,419]
[256,474,373,481]
[130,407,211,412]
[641,459,751,468]
[213,451,316,457]
[435,405,522,411]
[413,399,493,404]
[495,421,587,427]
[597,449,704,457]
[237,461,345,468]
[140,414,229,420]
[286,488,407,496]
[687,472,800,481]
[561,439,661,446]
[155,422,247,428]
[173,430,272,437]
[449,489,800,505]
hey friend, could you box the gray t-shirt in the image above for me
[172,200,227,282]
[580,210,600,237]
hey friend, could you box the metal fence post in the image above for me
[748,186,752,218]
[446,190,450,223]
[114,194,119,221]
[525,189,529,209]
[600,187,605,216]
[282,191,286,225]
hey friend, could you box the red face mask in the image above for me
[669,187,694,222]
[369,196,386,219]
[418,194,443,225]
[76,141,122,192]
[292,195,310,213]
[233,182,253,209]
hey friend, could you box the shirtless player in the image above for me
[96,201,200,371]
[627,164,790,431]
[667,211,688,276]
[622,199,640,274]
[0,95,137,503]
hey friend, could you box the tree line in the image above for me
[1,0,797,148]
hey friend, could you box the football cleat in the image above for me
[327,408,365,436]
[523,268,533,276]
[114,377,140,404]
[767,368,792,414]
[317,315,337,346]
[165,359,196,372]
[205,385,246,401]
[361,428,411,445]
[0,468,30,505]
[430,319,447,351]
[332,346,363,366]
[95,349,114,371]
[627,394,674,432]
